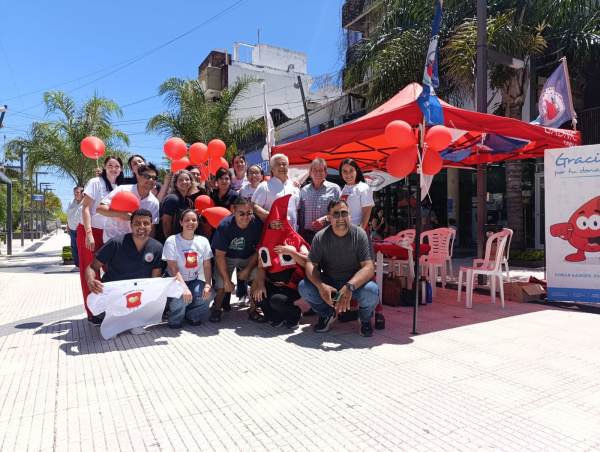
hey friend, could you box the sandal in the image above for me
[209,310,222,323]
[248,310,269,323]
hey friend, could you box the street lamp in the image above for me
[40,183,53,234]
[32,172,50,241]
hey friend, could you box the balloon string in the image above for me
[95,153,99,169]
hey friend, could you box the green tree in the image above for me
[5,91,130,187]
[146,75,265,161]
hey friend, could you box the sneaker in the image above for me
[130,327,146,335]
[187,319,202,327]
[168,323,183,329]
[314,312,336,333]
[238,296,248,306]
[360,321,374,337]
[286,319,300,329]
[271,319,284,328]
[88,316,103,327]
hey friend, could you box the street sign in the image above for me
[32,194,44,201]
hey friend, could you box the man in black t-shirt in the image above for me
[298,199,379,337]
[85,209,164,334]
[210,197,263,322]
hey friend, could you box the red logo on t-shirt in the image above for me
[126,292,142,309]
[341,194,349,201]
[184,252,198,268]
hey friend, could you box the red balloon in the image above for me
[164,137,187,160]
[264,176,271,181]
[189,143,208,164]
[81,136,106,159]
[422,149,443,175]
[386,146,419,178]
[110,191,140,213]
[425,125,453,152]
[209,157,229,176]
[385,121,417,148]
[171,157,190,173]
[203,207,231,228]
[207,139,227,159]
[194,195,215,213]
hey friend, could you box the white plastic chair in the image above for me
[472,228,513,283]
[445,228,456,282]
[419,229,452,296]
[383,229,415,287]
[457,230,511,308]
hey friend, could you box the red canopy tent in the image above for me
[272,83,581,169]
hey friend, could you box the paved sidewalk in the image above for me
[1,234,600,452]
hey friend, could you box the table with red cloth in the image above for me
[373,241,431,299]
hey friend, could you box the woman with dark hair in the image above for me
[185,165,207,195]
[77,155,124,325]
[231,153,248,191]
[210,167,239,210]
[370,208,387,240]
[339,158,374,230]
[161,169,202,241]
[239,164,264,201]
[162,209,216,328]
[124,154,170,202]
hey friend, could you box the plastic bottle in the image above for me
[419,276,427,305]
[426,279,433,303]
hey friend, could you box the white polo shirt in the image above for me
[81,177,116,230]
[100,184,160,242]
[252,177,300,230]
[341,181,374,226]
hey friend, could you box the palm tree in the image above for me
[5,91,130,187]
[146,75,265,160]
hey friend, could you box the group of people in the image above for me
[67,151,382,339]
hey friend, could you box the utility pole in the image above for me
[295,75,311,136]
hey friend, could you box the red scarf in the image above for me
[257,195,309,290]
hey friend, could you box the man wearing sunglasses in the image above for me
[210,197,263,322]
[97,163,161,242]
[298,198,379,337]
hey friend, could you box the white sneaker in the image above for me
[239,296,248,306]
[130,327,146,335]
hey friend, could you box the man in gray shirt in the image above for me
[298,198,379,337]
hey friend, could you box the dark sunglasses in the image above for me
[141,174,158,181]
[331,210,349,219]
[237,210,253,217]
[248,171,261,176]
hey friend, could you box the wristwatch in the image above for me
[345,283,355,292]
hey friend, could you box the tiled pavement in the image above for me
[1,233,600,451]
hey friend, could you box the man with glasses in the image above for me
[97,163,161,241]
[209,197,263,322]
[298,158,341,244]
[252,154,300,231]
[298,199,379,337]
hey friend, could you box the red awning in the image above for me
[272,83,581,171]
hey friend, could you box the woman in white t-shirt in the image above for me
[231,153,248,191]
[77,155,124,325]
[239,164,264,202]
[339,158,374,230]
[162,209,216,328]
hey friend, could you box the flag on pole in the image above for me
[261,83,276,161]
[531,58,577,129]
[417,0,444,126]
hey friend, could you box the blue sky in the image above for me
[0,0,343,211]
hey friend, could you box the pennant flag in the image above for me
[417,0,444,126]
[364,170,402,191]
[440,148,472,162]
[261,83,276,161]
[479,134,530,155]
[531,58,577,129]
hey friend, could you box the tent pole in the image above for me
[413,119,425,335]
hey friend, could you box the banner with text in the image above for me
[545,145,600,303]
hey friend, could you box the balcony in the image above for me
[342,0,378,35]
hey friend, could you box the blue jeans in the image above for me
[69,229,79,267]
[168,279,216,325]
[298,274,379,322]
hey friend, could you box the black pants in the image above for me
[256,282,301,323]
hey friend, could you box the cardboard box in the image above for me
[503,282,546,303]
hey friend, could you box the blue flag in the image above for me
[531,59,576,128]
[417,0,444,126]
